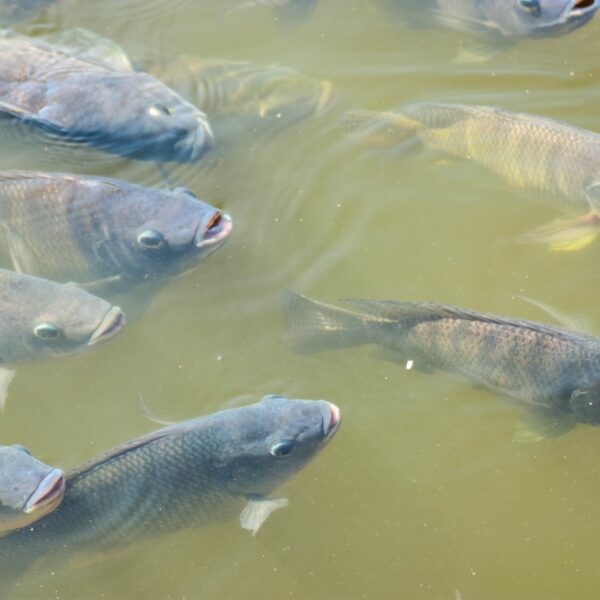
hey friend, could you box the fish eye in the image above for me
[148,104,172,118]
[34,322,61,340]
[518,0,541,15]
[137,229,166,250]
[270,440,296,457]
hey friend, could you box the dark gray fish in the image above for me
[0,445,64,535]
[0,268,125,406]
[145,56,336,136]
[388,0,600,61]
[0,31,213,162]
[341,103,600,251]
[0,395,341,587]
[283,290,600,435]
[0,171,232,294]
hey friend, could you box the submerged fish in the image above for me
[0,31,213,162]
[283,290,600,436]
[0,395,341,587]
[0,171,232,293]
[342,103,600,251]
[0,269,125,406]
[0,0,57,23]
[388,0,600,61]
[0,445,64,535]
[146,56,336,134]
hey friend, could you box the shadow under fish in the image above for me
[283,290,600,439]
[0,395,340,592]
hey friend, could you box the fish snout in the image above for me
[321,401,341,440]
[24,468,65,515]
[195,212,233,249]
[88,306,126,346]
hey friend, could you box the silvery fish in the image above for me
[0,395,341,588]
[283,290,600,437]
[146,56,336,136]
[388,0,600,61]
[0,171,232,294]
[0,269,125,407]
[342,102,600,251]
[227,0,317,25]
[0,31,213,162]
[0,445,64,535]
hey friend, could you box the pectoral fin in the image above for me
[78,274,126,293]
[239,497,289,536]
[514,407,575,443]
[0,368,16,411]
[517,212,600,252]
[454,38,513,64]
[4,228,39,274]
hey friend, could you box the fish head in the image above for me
[212,395,341,498]
[491,0,599,38]
[10,276,126,362]
[46,72,213,162]
[0,445,65,534]
[254,70,338,124]
[119,187,232,278]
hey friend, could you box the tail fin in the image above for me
[338,109,421,151]
[282,291,374,355]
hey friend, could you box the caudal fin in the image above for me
[282,290,373,355]
[338,109,421,152]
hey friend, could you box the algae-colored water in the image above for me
[2,1,600,598]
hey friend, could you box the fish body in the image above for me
[391,0,599,39]
[342,103,600,249]
[0,171,232,291]
[0,395,340,585]
[0,32,213,162]
[0,269,124,406]
[146,56,336,133]
[283,291,600,425]
[0,445,64,535]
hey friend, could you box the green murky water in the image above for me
[2,1,600,598]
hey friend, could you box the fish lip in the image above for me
[87,306,126,346]
[23,468,65,515]
[567,0,599,17]
[322,401,341,440]
[195,212,233,249]
[181,117,214,162]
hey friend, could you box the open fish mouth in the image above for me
[195,212,233,249]
[571,0,598,14]
[24,468,65,515]
[88,306,126,346]
[322,401,341,440]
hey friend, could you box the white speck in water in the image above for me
[406,360,414,370]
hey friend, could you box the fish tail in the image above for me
[282,291,373,355]
[338,109,421,151]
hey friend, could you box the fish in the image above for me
[0,171,232,294]
[227,0,317,25]
[0,31,213,162]
[0,0,57,23]
[387,0,600,62]
[0,269,125,407]
[0,445,64,535]
[0,395,341,588]
[283,290,600,437]
[341,102,600,251]
[145,55,336,136]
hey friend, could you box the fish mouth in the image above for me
[195,212,233,249]
[178,116,214,162]
[88,306,126,346]
[570,0,598,15]
[322,401,341,440]
[23,468,65,515]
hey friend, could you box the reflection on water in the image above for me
[1,0,600,599]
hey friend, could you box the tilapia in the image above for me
[0,445,64,535]
[0,31,213,162]
[0,269,125,406]
[0,395,340,588]
[342,102,600,251]
[0,171,232,293]
[145,56,336,136]
[388,0,600,61]
[283,290,600,435]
